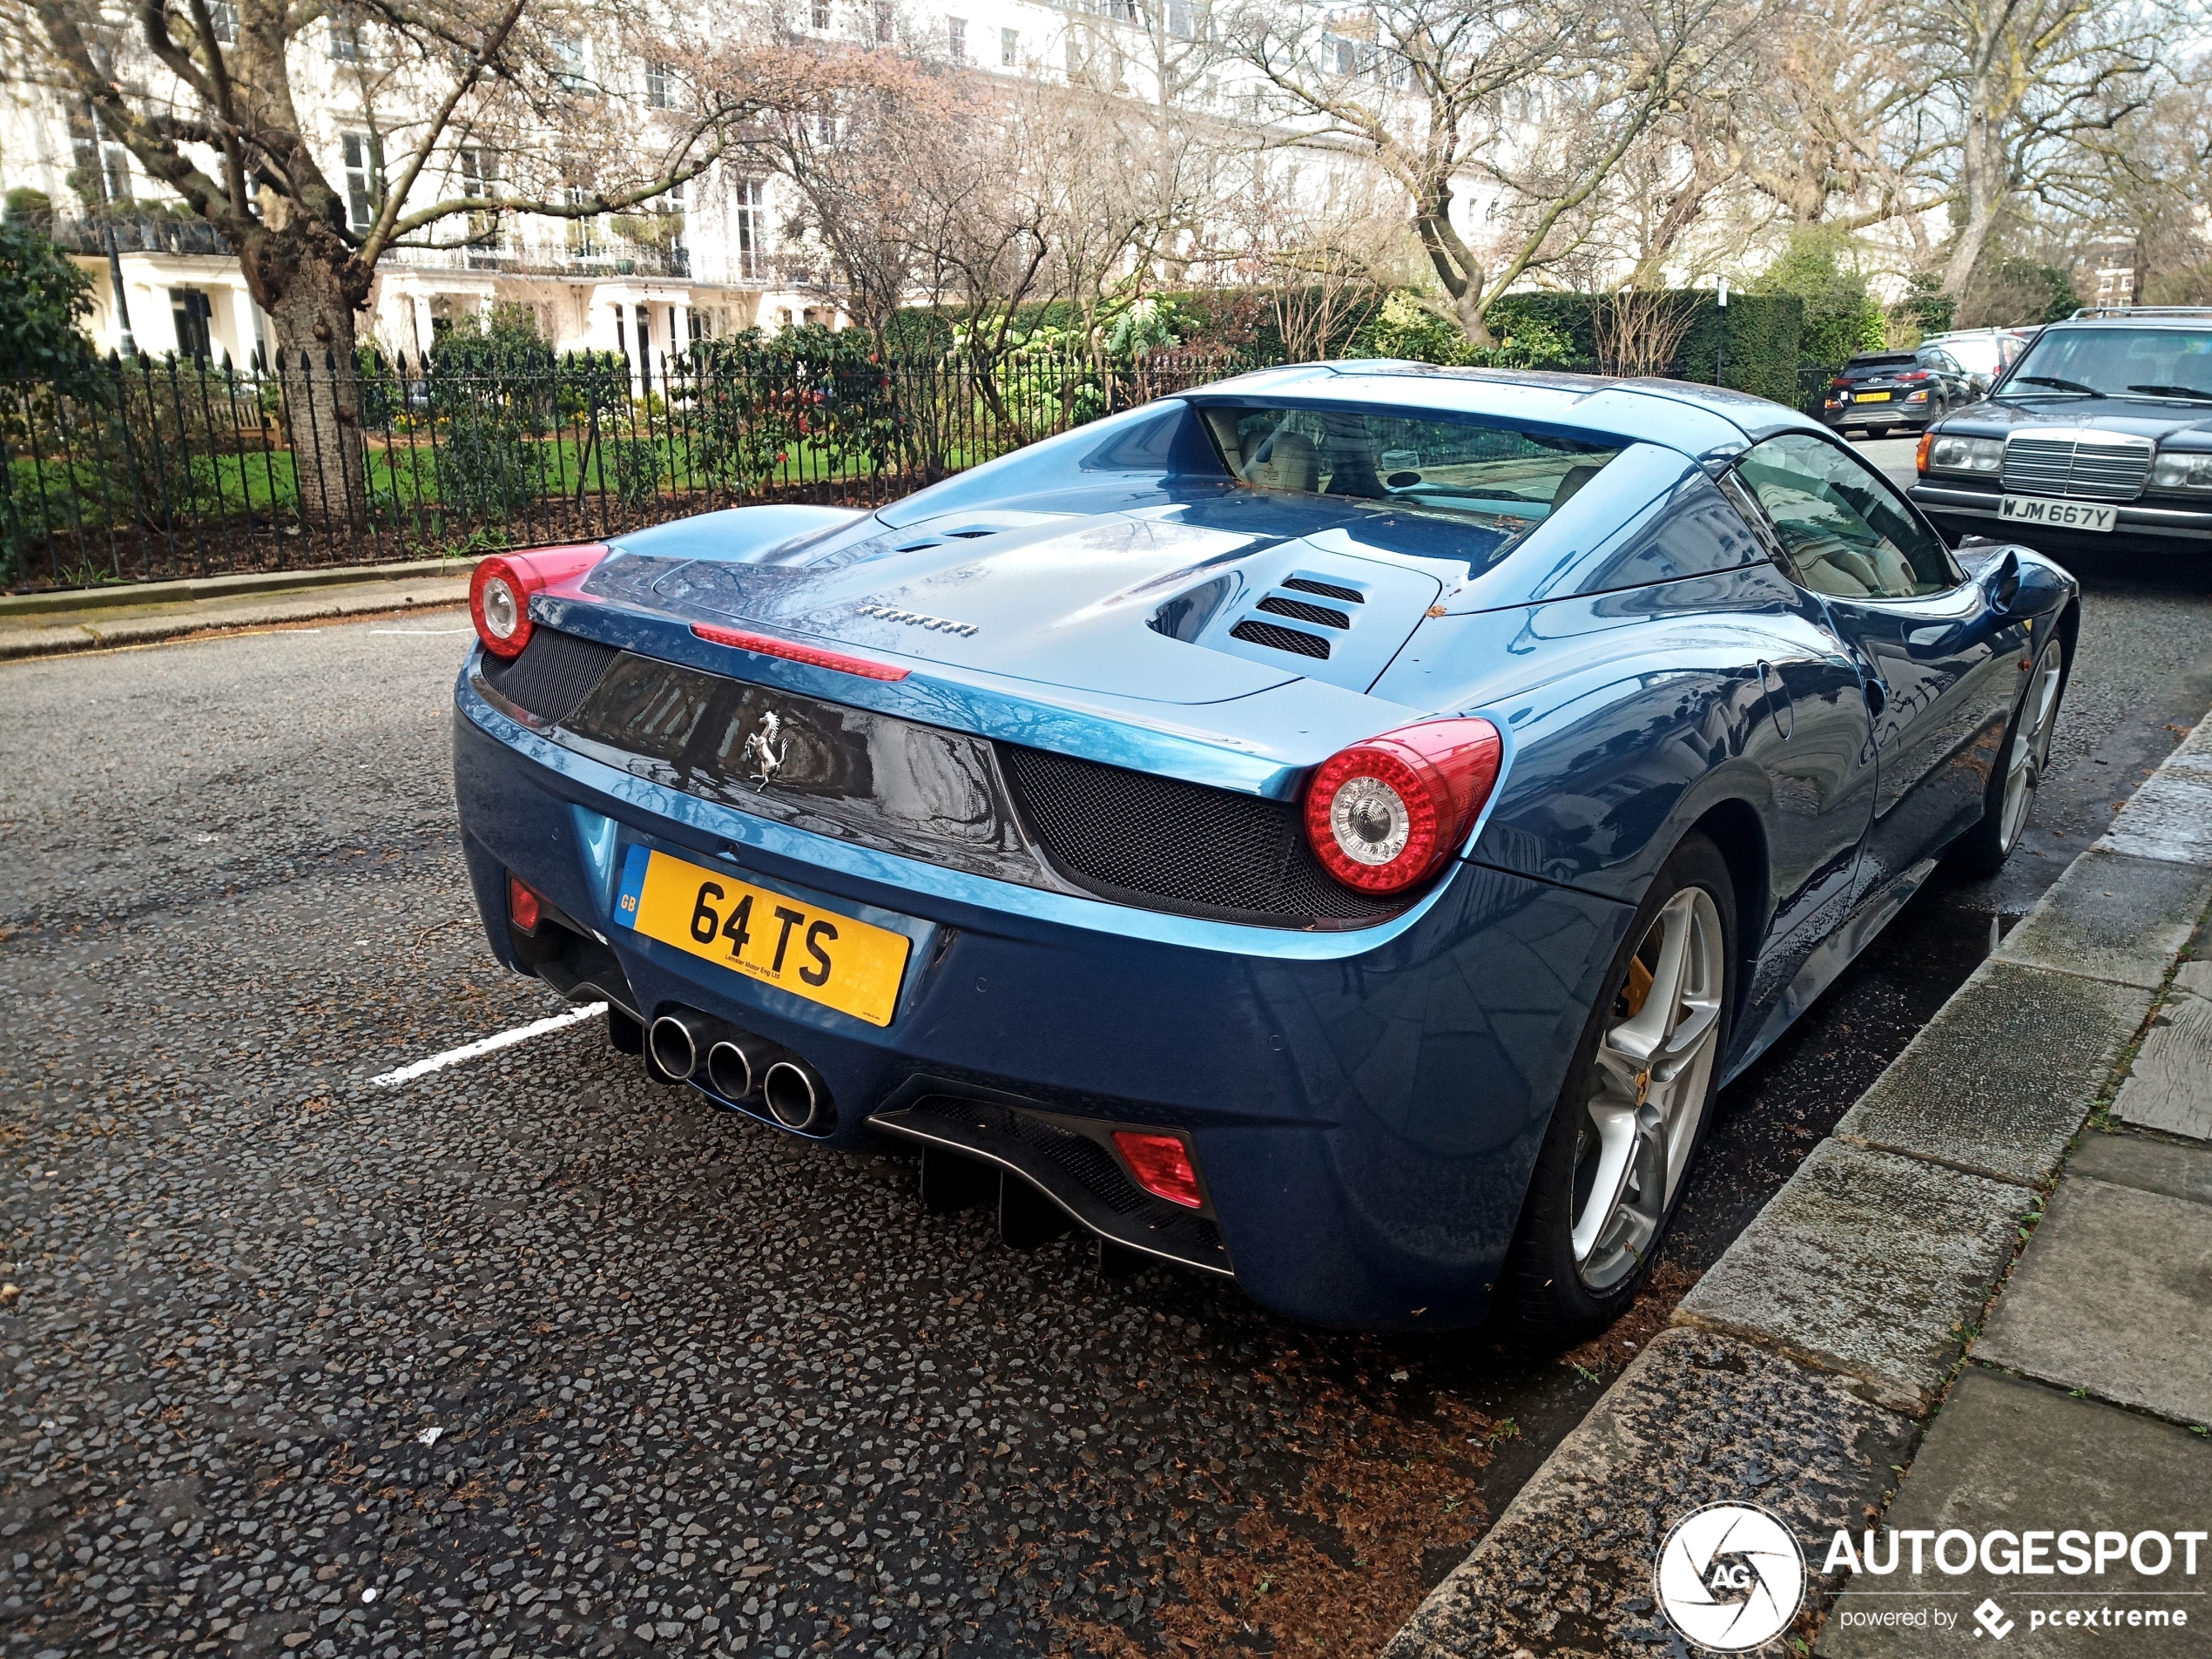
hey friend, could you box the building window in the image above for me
[645,62,671,107]
[341,132,382,233]
[1167,0,1194,37]
[551,36,591,92]
[207,1,237,43]
[1000,25,1017,64]
[458,146,500,255]
[733,177,765,280]
[811,0,830,27]
[329,10,364,61]
[1330,36,1355,75]
[947,16,964,59]
[170,288,213,361]
[874,0,894,42]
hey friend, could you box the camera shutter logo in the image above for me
[1654,1501,1806,1651]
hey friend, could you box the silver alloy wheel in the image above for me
[1569,886,1725,1292]
[1999,639,2064,854]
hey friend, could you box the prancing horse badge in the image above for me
[741,710,790,787]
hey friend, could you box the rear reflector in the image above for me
[1112,1130,1204,1209]
[507,874,543,934]
[691,624,910,682]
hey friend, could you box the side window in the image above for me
[1735,434,1960,599]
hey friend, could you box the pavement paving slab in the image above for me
[2094,743,2212,868]
[1831,960,2156,1187]
[2068,1126,2212,1206]
[1384,1328,1916,1659]
[2113,962,2212,1140]
[1817,1368,2212,1659]
[1676,1140,2029,1413]
[1990,849,2212,992]
[1973,1161,2212,1427]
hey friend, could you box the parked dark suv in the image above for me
[1911,307,2212,557]
[1818,346,1977,436]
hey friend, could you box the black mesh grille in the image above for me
[1257,595,1352,629]
[1000,745,1403,927]
[1282,577,1364,604]
[481,628,620,725]
[1230,619,1332,659]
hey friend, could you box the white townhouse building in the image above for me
[0,0,1406,367]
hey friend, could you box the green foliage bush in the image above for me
[1751,229,1885,367]
[687,325,897,491]
[0,223,96,381]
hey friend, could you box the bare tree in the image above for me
[7,0,797,516]
[1223,0,1760,345]
[1918,0,2168,298]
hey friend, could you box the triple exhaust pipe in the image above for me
[646,1009,833,1135]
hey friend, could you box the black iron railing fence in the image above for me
[0,344,1263,591]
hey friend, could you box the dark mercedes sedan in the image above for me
[1911,307,2212,558]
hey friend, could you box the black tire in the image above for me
[1499,833,1739,1347]
[1951,629,2068,876]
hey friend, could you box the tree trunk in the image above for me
[259,231,368,533]
[1939,93,2006,300]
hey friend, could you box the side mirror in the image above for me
[1985,549,2022,615]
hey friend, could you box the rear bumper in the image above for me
[1821,405,1935,431]
[1911,482,2212,550]
[452,667,1632,1330]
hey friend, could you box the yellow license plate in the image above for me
[614,846,911,1027]
[1856,390,1892,401]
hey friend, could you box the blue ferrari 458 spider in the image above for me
[451,361,2078,1341]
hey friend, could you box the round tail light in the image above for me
[1303,718,1502,894]
[469,544,610,659]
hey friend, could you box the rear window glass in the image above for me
[1199,405,1622,539]
[1839,357,1916,380]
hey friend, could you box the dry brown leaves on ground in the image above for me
[1056,1351,1495,1658]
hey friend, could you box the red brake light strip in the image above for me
[690,623,910,682]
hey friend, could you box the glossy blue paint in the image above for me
[455,363,2080,1329]
[453,686,1622,1326]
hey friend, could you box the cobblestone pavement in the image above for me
[3,572,2208,1659]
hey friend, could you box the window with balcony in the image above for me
[733,177,765,280]
[341,132,382,233]
[1001,25,1017,64]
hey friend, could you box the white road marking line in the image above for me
[370,1002,607,1088]
[369,627,472,635]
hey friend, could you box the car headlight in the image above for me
[1927,435,2002,475]
[2148,451,2212,493]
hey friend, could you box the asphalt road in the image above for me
[5,550,2211,1659]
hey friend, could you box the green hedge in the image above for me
[886,286,1809,408]
[1485,291,1804,406]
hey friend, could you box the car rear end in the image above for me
[449,536,1625,1331]
[1819,353,1946,433]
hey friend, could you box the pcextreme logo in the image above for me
[1655,1502,1808,1651]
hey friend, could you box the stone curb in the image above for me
[1384,709,2212,1659]
[0,577,475,661]
[0,556,481,617]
